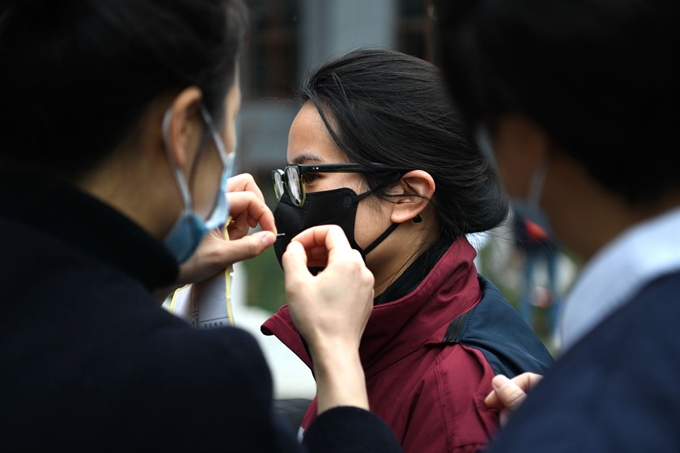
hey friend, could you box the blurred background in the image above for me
[226,0,580,400]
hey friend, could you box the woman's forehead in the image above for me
[288,101,348,164]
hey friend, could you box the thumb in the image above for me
[220,231,276,263]
[491,374,528,412]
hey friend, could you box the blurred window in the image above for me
[241,0,301,100]
[397,0,434,62]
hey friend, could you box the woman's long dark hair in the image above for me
[301,48,509,241]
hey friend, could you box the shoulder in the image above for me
[488,272,680,452]
[456,276,555,377]
[119,315,273,403]
[110,321,283,450]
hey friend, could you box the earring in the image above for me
[413,215,422,223]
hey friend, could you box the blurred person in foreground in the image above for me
[435,0,680,450]
[262,48,553,453]
[0,1,401,451]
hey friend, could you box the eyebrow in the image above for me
[291,152,325,165]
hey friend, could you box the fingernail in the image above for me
[492,374,510,391]
[286,240,302,251]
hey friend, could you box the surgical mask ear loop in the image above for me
[527,159,548,208]
[475,126,500,177]
[198,104,231,168]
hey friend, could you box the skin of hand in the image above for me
[282,224,375,414]
[484,372,544,427]
[155,174,276,300]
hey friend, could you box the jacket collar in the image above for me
[0,170,178,290]
[261,237,481,378]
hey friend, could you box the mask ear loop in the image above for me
[199,104,231,167]
[528,160,548,207]
[162,107,194,214]
[475,126,500,177]
[353,183,401,257]
[353,171,412,257]
[197,104,236,222]
[361,222,400,257]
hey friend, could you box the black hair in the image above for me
[301,48,509,241]
[0,0,247,179]
[433,0,680,205]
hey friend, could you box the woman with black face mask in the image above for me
[262,48,554,453]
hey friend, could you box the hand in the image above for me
[283,225,374,353]
[176,173,277,286]
[485,372,543,427]
[282,225,375,413]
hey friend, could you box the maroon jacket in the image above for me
[262,238,553,453]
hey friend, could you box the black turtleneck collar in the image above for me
[374,237,454,305]
[0,170,179,290]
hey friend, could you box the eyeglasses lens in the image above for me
[286,166,303,206]
[273,170,284,200]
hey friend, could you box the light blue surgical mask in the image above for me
[475,126,556,239]
[162,105,235,263]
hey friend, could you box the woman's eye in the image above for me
[302,173,319,184]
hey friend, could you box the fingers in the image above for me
[290,225,352,255]
[485,372,543,411]
[224,173,274,239]
[281,241,309,283]
[303,246,330,268]
[486,375,527,413]
[282,226,374,352]
[219,231,277,264]
[226,191,276,238]
[175,230,276,286]
[283,225,356,272]
[227,173,265,203]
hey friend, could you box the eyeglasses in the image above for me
[272,163,388,207]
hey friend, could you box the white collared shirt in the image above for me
[560,207,680,352]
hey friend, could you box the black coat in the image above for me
[0,171,400,452]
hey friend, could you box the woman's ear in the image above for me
[389,170,436,224]
[163,87,203,170]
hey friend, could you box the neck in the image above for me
[369,226,440,297]
[75,150,181,240]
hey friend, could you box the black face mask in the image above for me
[273,187,399,269]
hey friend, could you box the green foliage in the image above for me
[242,246,287,314]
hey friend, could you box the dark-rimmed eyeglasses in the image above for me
[272,163,389,207]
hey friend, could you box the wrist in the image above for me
[309,342,369,414]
